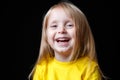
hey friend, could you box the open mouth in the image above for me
[56,37,70,42]
[55,37,71,47]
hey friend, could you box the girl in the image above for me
[29,1,106,80]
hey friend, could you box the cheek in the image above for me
[47,29,55,43]
[70,29,76,39]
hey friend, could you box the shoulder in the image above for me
[76,56,98,67]
[34,60,47,74]
[76,56,100,74]
[76,56,101,79]
[35,57,53,71]
[33,58,51,80]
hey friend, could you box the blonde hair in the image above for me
[29,1,106,80]
[40,1,96,61]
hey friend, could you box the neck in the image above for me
[54,52,72,62]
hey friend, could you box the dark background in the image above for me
[14,0,113,80]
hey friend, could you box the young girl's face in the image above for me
[46,7,76,57]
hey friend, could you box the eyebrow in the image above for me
[51,19,73,23]
[50,21,57,24]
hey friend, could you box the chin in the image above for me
[54,46,72,53]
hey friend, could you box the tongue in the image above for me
[56,40,69,47]
[58,40,69,42]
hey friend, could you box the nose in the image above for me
[58,26,67,34]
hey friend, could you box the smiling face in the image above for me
[46,7,76,58]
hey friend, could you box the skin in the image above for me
[47,7,76,62]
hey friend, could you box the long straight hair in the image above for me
[28,1,106,80]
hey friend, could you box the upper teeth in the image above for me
[57,39,67,40]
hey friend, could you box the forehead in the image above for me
[51,7,70,17]
[48,7,73,22]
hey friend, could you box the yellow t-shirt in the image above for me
[33,56,101,80]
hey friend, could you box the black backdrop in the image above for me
[15,0,113,80]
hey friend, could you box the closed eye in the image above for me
[66,24,74,28]
[50,25,57,28]
[51,25,57,27]
[67,24,73,26]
